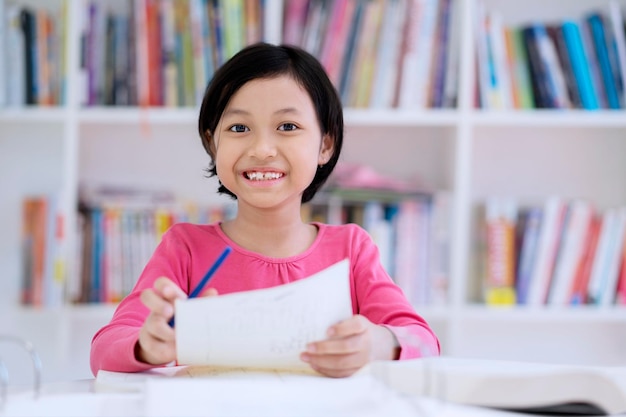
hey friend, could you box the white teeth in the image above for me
[246,172,282,181]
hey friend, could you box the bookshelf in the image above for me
[1,0,626,383]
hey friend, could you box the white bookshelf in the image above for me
[1,0,626,384]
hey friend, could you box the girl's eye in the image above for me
[229,124,249,133]
[278,123,298,132]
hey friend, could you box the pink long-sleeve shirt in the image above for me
[90,222,440,375]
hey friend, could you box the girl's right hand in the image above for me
[135,277,187,365]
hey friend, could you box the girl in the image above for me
[90,43,440,378]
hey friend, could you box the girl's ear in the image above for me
[318,134,334,165]
[205,130,217,156]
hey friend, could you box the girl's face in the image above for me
[212,75,333,211]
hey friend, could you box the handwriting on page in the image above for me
[175,259,352,370]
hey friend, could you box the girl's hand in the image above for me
[135,277,218,365]
[300,315,400,378]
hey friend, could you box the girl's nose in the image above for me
[248,132,277,159]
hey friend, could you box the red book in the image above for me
[614,229,626,305]
[146,0,162,106]
[569,215,601,305]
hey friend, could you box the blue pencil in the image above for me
[169,246,232,327]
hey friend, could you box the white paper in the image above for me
[175,259,352,369]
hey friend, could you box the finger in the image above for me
[302,351,366,377]
[327,315,368,339]
[306,334,363,356]
[144,312,176,343]
[154,277,188,301]
[200,287,219,297]
[138,330,176,365]
[310,363,362,379]
[140,288,175,319]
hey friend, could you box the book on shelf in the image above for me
[514,207,541,305]
[483,197,517,305]
[479,195,626,307]
[304,163,450,306]
[609,0,626,107]
[525,197,567,305]
[614,228,626,305]
[587,207,626,306]
[569,213,602,305]
[547,200,595,306]
[20,195,67,308]
[73,187,233,304]
[562,19,600,110]
[546,23,582,109]
[586,12,622,109]
[475,1,626,110]
[1,0,460,109]
[287,0,458,109]
[74,0,265,108]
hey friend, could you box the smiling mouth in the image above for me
[244,171,284,181]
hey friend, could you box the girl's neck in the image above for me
[220,208,317,258]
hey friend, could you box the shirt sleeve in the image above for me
[349,226,441,359]
[89,226,191,376]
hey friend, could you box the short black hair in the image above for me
[198,42,343,203]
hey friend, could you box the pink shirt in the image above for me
[90,222,440,375]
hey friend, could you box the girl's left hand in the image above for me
[300,315,400,378]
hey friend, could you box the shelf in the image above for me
[78,107,198,125]
[343,109,459,127]
[459,305,626,323]
[0,108,67,123]
[470,110,626,128]
[12,304,118,321]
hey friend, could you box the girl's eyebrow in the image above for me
[273,107,300,115]
[222,107,301,117]
[222,108,250,117]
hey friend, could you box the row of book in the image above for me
[80,0,264,107]
[1,0,460,109]
[283,0,459,109]
[0,0,265,108]
[475,0,626,109]
[20,189,236,306]
[306,187,453,307]
[0,2,68,107]
[481,196,626,307]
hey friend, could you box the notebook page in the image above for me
[175,259,352,369]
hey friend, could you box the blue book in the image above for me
[587,13,621,109]
[562,20,600,109]
[90,209,103,303]
[516,208,542,305]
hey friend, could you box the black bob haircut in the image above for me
[198,42,344,204]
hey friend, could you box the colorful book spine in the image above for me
[587,13,621,109]
[484,198,517,305]
[516,207,542,305]
[562,20,600,109]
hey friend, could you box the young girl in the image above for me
[90,43,440,378]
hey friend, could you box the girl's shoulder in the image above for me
[163,221,222,241]
[314,222,371,243]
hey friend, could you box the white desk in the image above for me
[0,376,537,417]
[4,358,625,417]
